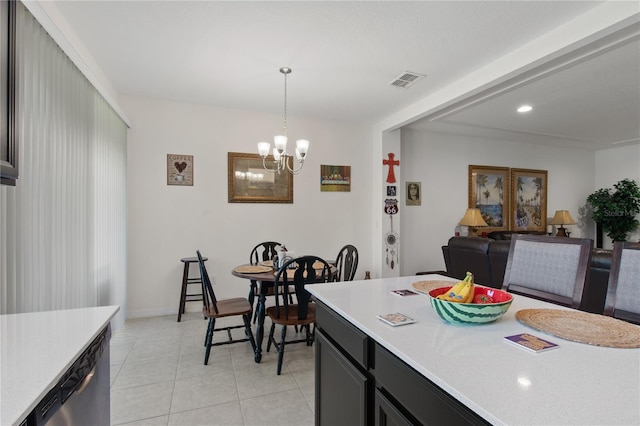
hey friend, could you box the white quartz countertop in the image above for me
[0,305,120,426]
[308,275,640,426]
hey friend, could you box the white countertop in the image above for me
[308,275,640,426]
[0,305,120,426]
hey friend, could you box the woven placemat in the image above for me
[516,309,640,348]
[412,280,454,295]
[234,265,272,274]
[259,260,274,268]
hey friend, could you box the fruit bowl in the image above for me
[428,286,513,324]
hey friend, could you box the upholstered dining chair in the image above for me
[266,255,333,375]
[603,242,640,324]
[335,244,358,281]
[197,250,256,365]
[502,234,593,309]
[248,241,284,322]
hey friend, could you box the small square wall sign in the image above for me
[167,154,193,186]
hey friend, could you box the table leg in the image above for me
[254,286,267,363]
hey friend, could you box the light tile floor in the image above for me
[110,313,315,426]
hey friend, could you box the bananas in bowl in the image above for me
[429,272,513,324]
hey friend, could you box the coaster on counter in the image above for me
[234,265,272,274]
[391,289,419,297]
[377,312,416,327]
[504,333,559,353]
[411,280,454,295]
[516,309,640,349]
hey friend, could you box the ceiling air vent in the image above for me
[389,71,425,89]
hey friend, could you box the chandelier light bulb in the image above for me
[296,139,309,156]
[274,135,287,153]
[257,142,270,158]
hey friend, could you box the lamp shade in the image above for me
[459,208,488,227]
[549,210,576,225]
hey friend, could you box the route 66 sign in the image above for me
[384,198,398,215]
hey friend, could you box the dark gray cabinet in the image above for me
[315,302,490,426]
[316,330,369,425]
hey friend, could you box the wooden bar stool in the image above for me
[177,256,207,322]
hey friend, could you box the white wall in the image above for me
[122,95,373,318]
[399,128,600,276]
[594,144,640,247]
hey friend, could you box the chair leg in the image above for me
[204,318,215,365]
[276,325,287,375]
[249,281,258,324]
[243,313,257,351]
[266,323,276,352]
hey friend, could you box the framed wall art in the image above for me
[511,168,547,232]
[406,181,421,206]
[228,152,293,203]
[468,165,510,232]
[167,154,193,186]
[320,164,351,192]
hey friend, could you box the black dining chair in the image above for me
[248,241,284,322]
[603,242,640,324]
[502,234,593,309]
[335,244,358,281]
[266,255,333,375]
[197,250,256,365]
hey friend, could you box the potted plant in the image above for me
[586,178,640,242]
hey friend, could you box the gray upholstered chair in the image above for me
[502,234,593,308]
[604,242,640,324]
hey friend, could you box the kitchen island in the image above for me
[1,305,120,426]
[308,275,640,425]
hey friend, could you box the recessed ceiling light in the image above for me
[517,105,533,113]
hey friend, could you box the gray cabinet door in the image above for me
[315,329,369,426]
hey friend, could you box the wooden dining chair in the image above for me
[603,242,640,324]
[335,244,358,281]
[266,255,333,375]
[197,250,256,365]
[248,241,284,322]
[502,234,593,309]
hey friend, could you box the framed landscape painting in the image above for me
[468,165,510,233]
[511,168,547,232]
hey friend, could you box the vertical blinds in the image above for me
[0,3,126,328]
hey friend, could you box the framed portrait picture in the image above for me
[511,168,547,232]
[320,164,351,192]
[468,165,510,232]
[167,154,194,186]
[228,152,293,203]
[406,181,421,206]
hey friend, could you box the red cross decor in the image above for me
[383,153,399,183]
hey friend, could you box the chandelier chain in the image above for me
[283,71,288,137]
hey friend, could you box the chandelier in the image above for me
[257,67,309,174]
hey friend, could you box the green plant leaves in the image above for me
[587,179,640,242]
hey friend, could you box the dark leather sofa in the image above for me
[440,235,612,314]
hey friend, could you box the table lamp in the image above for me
[459,208,488,237]
[548,210,576,237]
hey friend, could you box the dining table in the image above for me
[232,261,337,363]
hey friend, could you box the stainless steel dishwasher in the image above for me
[28,325,111,426]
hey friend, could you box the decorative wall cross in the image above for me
[382,153,400,183]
